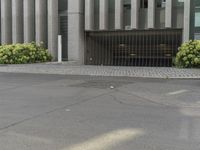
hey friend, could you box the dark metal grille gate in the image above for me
[85,29,182,67]
[59,15,68,61]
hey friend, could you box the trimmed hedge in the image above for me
[175,40,200,68]
[0,42,52,64]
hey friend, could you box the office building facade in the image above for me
[0,0,199,66]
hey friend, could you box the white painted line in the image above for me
[63,129,144,150]
[167,90,189,96]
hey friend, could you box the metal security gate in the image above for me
[85,29,182,67]
[59,15,68,61]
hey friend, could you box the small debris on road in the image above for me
[110,86,115,89]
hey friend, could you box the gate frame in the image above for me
[84,28,183,67]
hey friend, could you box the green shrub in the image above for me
[0,42,52,64]
[175,40,200,68]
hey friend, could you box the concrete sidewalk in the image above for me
[0,62,199,79]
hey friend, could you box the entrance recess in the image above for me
[85,29,182,67]
[59,14,68,61]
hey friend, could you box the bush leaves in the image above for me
[175,40,200,68]
[0,42,52,64]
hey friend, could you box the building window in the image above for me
[195,11,200,27]
[140,0,148,8]
[156,0,166,8]
[196,0,200,7]
[175,0,184,7]
[58,0,67,12]
[195,0,200,39]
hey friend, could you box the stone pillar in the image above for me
[12,0,23,43]
[0,2,1,44]
[24,0,35,43]
[68,0,84,63]
[48,0,58,60]
[35,0,47,45]
[85,0,94,30]
[1,0,12,44]
[183,0,195,42]
[148,0,155,29]
[115,0,123,30]
[99,0,108,30]
[165,0,172,28]
[131,0,139,29]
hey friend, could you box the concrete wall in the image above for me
[0,0,58,60]
[68,0,84,63]
[1,0,12,44]
[90,0,185,30]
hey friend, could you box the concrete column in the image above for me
[85,0,94,30]
[131,0,139,29]
[148,0,155,29]
[35,0,47,45]
[99,0,108,30]
[1,0,12,44]
[115,0,123,30]
[48,0,58,60]
[165,0,172,28]
[24,0,35,43]
[68,0,84,63]
[0,2,1,44]
[12,0,23,43]
[183,0,195,42]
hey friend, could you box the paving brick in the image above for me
[0,62,199,79]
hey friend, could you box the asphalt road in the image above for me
[0,73,199,150]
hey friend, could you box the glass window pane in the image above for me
[156,0,166,8]
[195,12,200,27]
[59,0,67,12]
